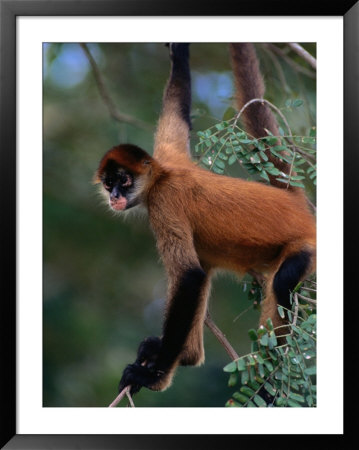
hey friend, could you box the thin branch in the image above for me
[287,43,317,70]
[261,45,291,94]
[205,312,239,361]
[297,293,317,304]
[234,97,298,189]
[79,43,152,131]
[264,44,316,79]
[126,391,136,407]
[108,385,135,408]
[109,386,131,408]
[307,198,317,213]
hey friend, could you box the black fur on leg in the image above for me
[118,267,206,394]
[273,251,311,310]
[158,267,206,371]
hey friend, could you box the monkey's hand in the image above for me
[118,337,168,395]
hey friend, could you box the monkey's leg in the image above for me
[118,265,208,393]
[154,43,192,160]
[260,249,314,332]
[178,273,212,366]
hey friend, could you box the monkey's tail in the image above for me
[229,43,302,194]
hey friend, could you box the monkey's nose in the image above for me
[110,187,121,200]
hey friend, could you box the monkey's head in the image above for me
[95,144,154,211]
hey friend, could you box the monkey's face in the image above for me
[95,144,154,212]
[100,160,137,211]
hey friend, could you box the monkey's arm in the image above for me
[119,224,210,393]
[154,43,192,163]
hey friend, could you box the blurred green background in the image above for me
[43,43,316,407]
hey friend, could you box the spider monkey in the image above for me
[95,43,316,395]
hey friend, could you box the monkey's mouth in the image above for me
[110,196,127,211]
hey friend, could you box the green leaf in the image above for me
[264,382,276,396]
[241,370,249,385]
[266,167,281,176]
[228,154,237,165]
[249,366,256,382]
[287,399,302,407]
[237,358,246,371]
[271,144,287,152]
[258,363,265,378]
[293,99,304,107]
[268,334,277,350]
[240,386,255,397]
[248,329,258,341]
[259,151,268,161]
[278,306,285,318]
[247,379,261,391]
[223,361,237,373]
[256,140,266,151]
[253,395,267,407]
[289,392,305,403]
[247,355,256,366]
[264,137,278,146]
[233,392,250,404]
[228,372,238,387]
[260,334,269,346]
[289,181,305,188]
[304,366,316,376]
[260,171,270,182]
[257,327,267,338]
[266,318,274,331]
[302,137,316,144]
[263,360,274,372]
[202,157,211,166]
[212,166,224,175]
[276,178,290,184]
[214,159,225,169]
[225,399,241,407]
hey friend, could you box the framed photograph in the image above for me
[1,0,356,448]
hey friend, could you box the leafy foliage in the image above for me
[194,102,316,189]
[194,97,318,408]
[224,280,317,408]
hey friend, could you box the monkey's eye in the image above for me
[119,173,133,187]
[103,179,113,190]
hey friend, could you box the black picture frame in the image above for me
[1,0,357,448]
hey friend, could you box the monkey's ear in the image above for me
[92,172,101,185]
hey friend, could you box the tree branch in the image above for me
[205,312,239,361]
[108,385,134,408]
[79,43,152,131]
[287,43,317,70]
[264,44,316,79]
